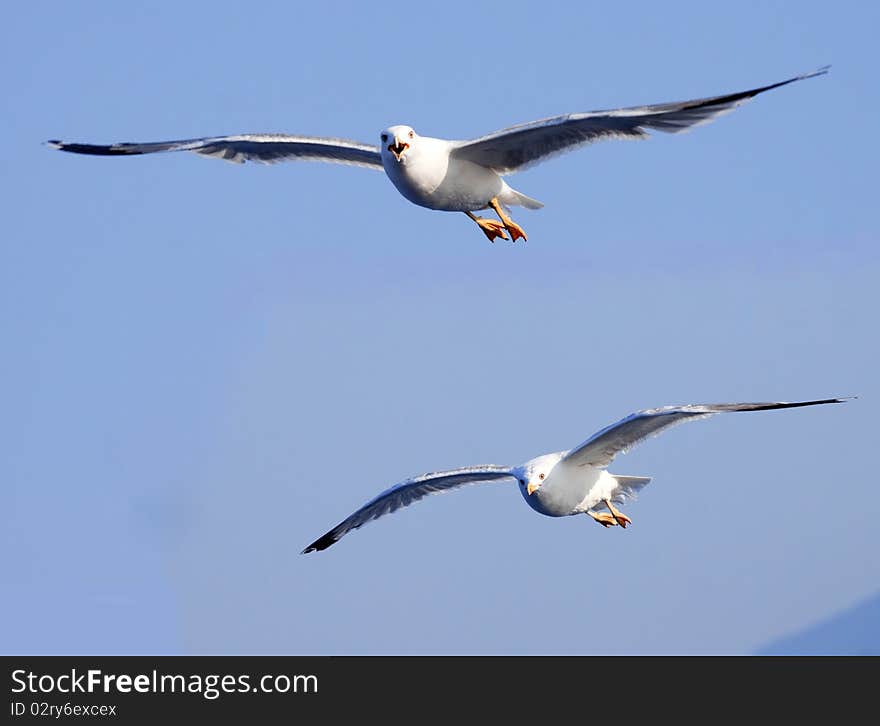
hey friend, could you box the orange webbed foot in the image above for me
[589,512,619,528]
[474,218,509,243]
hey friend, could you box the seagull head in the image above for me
[381,125,417,163]
[515,452,564,497]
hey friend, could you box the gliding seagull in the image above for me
[48,68,828,242]
[302,398,846,553]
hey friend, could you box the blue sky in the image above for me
[2,1,878,654]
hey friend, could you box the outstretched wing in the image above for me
[302,465,516,553]
[451,67,829,175]
[560,398,847,470]
[47,133,383,169]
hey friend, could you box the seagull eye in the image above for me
[408,130,414,139]
[381,134,388,143]
[539,473,545,480]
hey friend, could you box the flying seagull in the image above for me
[302,398,847,553]
[49,67,828,243]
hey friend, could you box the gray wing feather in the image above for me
[47,134,383,169]
[301,465,516,553]
[561,398,847,470]
[451,67,829,174]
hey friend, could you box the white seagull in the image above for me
[302,398,846,553]
[49,68,828,243]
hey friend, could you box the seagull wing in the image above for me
[48,133,383,169]
[451,67,829,175]
[560,398,847,470]
[302,465,517,553]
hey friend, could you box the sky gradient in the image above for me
[2,1,878,654]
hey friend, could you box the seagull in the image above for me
[301,398,847,553]
[48,67,828,243]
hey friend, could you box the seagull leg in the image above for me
[604,498,632,528]
[464,211,508,242]
[489,198,527,242]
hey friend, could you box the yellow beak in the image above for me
[526,481,541,496]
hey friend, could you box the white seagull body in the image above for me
[302,398,847,553]
[49,68,828,242]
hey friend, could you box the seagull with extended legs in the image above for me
[49,68,828,243]
[301,398,848,553]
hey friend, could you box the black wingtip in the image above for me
[46,140,140,156]
[301,532,340,554]
[746,65,832,100]
[779,397,850,407]
[764,397,852,410]
[712,397,852,415]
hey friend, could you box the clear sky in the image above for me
[2,1,877,654]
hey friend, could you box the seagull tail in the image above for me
[608,475,652,505]
[506,188,544,210]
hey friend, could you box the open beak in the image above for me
[388,136,409,161]
[526,481,541,496]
